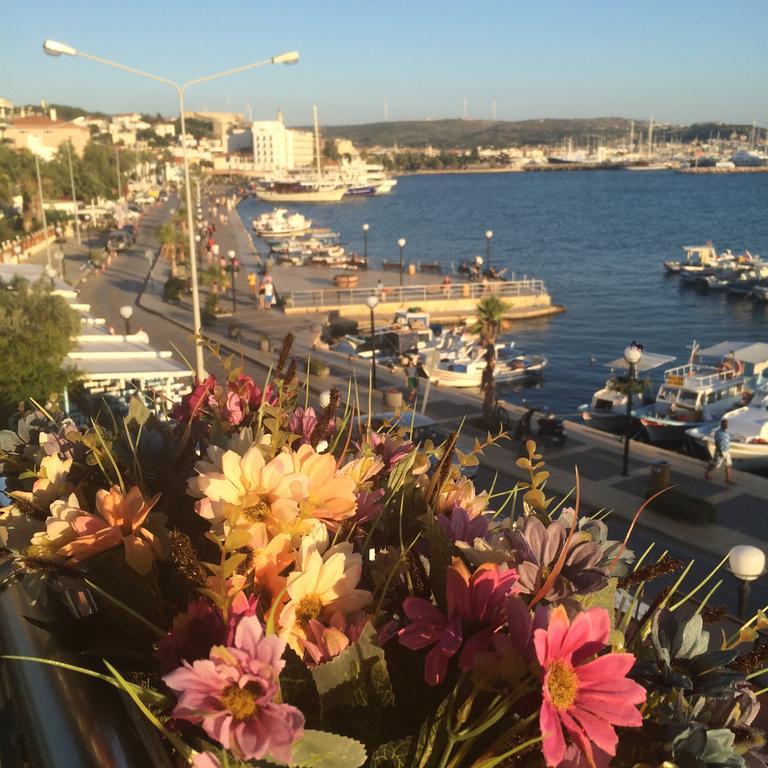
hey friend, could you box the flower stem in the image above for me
[471,734,543,768]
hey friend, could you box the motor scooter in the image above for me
[513,407,566,448]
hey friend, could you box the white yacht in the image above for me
[664,243,720,275]
[336,161,398,196]
[252,208,311,238]
[579,352,675,433]
[422,343,547,388]
[633,342,763,443]
[687,374,768,471]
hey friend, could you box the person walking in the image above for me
[247,271,258,302]
[262,273,275,310]
[704,418,736,484]
[442,274,452,297]
[405,355,420,404]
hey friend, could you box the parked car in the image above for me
[107,230,133,251]
[360,411,478,478]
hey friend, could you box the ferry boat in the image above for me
[253,181,347,203]
[337,162,398,196]
[687,385,768,471]
[633,341,760,443]
[422,344,547,388]
[579,351,674,433]
[252,208,312,238]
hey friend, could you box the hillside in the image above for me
[314,118,761,149]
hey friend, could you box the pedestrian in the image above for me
[377,278,387,301]
[442,274,452,297]
[262,272,274,310]
[405,355,420,404]
[247,271,257,300]
[704,418,735,485]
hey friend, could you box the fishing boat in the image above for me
[664,243,720,275]
[633,341,762,443]
[687,376,768,471]
[252,208,312,238]
[751,284,768,303]
[578,351,674,433]
[422,344,547,388]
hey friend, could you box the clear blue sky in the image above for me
[2,0,766,126]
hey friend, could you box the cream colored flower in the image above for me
[28,493,90,560]
[339,455,385,487]
[32,455,72,510]
[188,445,306,541]
[291,444,357,525]
[279,526,372,652]
[434,477,489,519]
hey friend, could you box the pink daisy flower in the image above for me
[163,615,304,763]
[534,606,646,767]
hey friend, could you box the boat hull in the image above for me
[579,407,635,433]
[688,430,768,471]
[426,359,546,388]
[255,188,346,203]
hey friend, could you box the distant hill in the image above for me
[309,118,762,149]
[21,104,111,122]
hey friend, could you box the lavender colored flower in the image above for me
[163,615,304,763]
[505,516,607,601]
[437,504,490,544]
[289,406,318,445]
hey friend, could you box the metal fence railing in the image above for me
[287,278,548,309]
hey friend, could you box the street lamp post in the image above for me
[65,142,81,245]
[43,39,299,381]
[362,223,369,263]
[54,249,65,281]
[194,234,202,270]
[366,294,379,389]
[485,230,493,272]
[119,305,134,336]
[33,154,52,267]
[728,545,766,618]
[398,237,406,289]
[621,342,643,476]
[228,249,237,313]
[115,148,123,202]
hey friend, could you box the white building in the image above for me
[154,122,176,138]
[247,113,314,172]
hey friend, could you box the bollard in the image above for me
[649,459,671,494]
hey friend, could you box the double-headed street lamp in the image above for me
[485,230,493,271]
[397,237,407,288]
[362,223,369,262]
[621,342,643,476]
[366,294,379,389]
[43,39,299,380]
[228,249,237,313]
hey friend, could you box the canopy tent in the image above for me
[605,352,676,373]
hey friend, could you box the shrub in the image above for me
[307,359,330,377]
[163,276,185,303]
[202,293,221,327]
[644,488,716,526]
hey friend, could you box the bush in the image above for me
[645,488,716,526]
[307,359,331,377]
[163,276,185,303]
[202,293,221,327]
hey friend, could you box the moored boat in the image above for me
[579,351,675,433]
[633,341,764,442]
[252,208,312,238]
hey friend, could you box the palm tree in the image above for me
[469,295,510,427]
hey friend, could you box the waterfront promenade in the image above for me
[28,194,768,616]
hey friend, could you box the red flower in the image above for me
[534,606,646,767]
[398,563,519,685]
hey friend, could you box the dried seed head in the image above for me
[275,333,294,376]
[619,557,685,588]
[169,530,207,587]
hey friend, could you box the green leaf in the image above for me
[281,648,322,729]
[571,578,617,628]
[310,624,395,749]
[422,517,452,612]
[289,729,367,768]
[369,737,413,768]
[126,396,151,427]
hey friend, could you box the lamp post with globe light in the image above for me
[728,545,766,618]
[42,39,299,381]
[362,223,369,263]
[485,230,493,272]
[622,342,643,476]
[119,305,134,336]
[366,294,379,389]
[398,238,406,288]
[228,250,237,313]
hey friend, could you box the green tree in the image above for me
[469,295,510,427]
[0,278,81,423]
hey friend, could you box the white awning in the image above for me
[606,352,676,372]
[697,341,758,358]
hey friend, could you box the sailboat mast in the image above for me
[313,105,322,179]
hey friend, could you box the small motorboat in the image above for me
[579,351,674,433]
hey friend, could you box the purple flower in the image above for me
[163,616,304,763]
[155,599,226,675]
[289,407,318,445]
[505,516,607,602]
[437,504,490,544]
